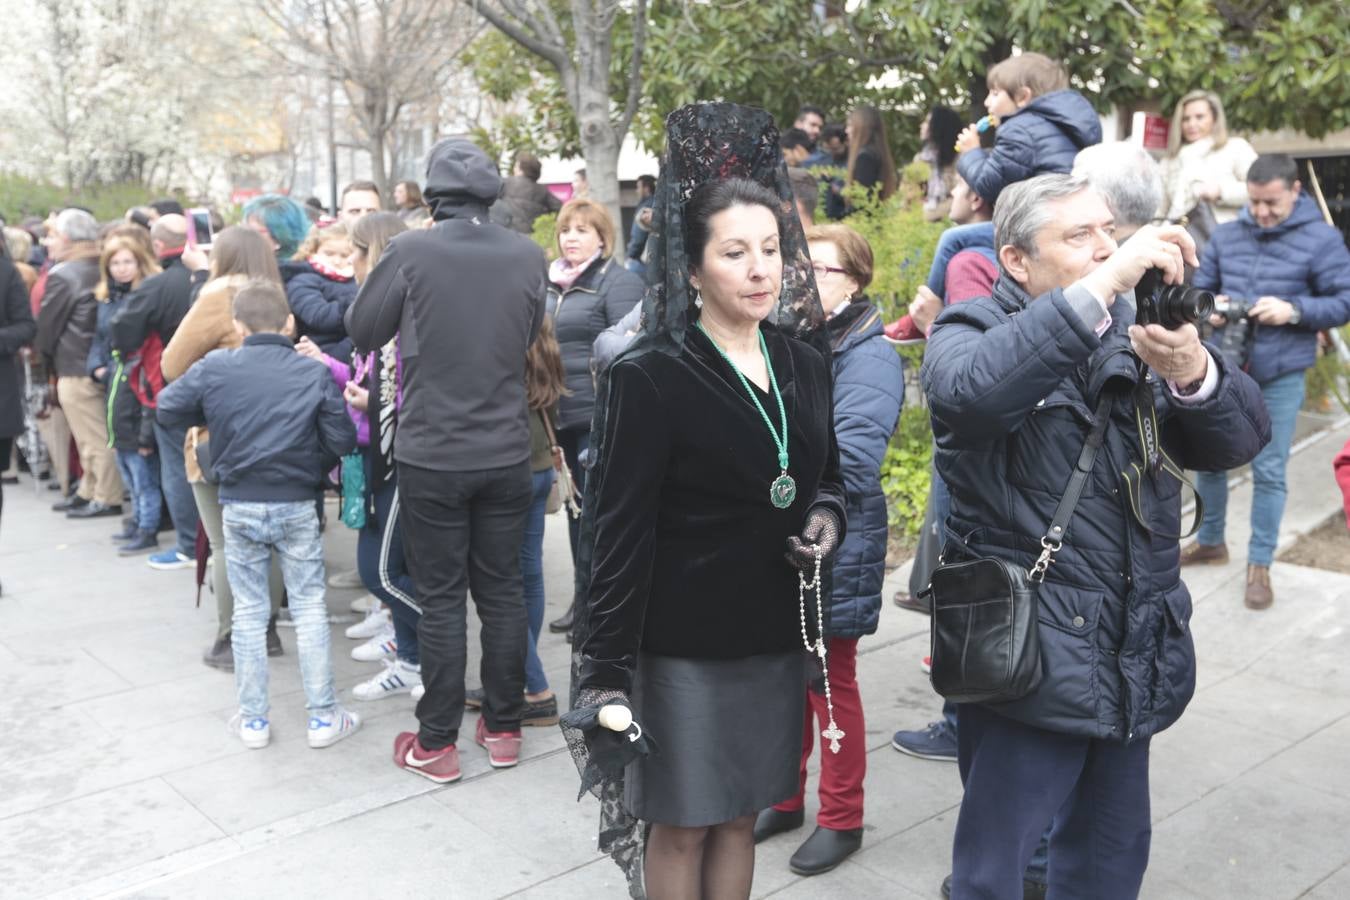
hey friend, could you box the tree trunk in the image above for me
[570,0,623,230]
[368,128,390,201]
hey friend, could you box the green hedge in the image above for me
[0,173,179,224]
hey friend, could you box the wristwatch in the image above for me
[1287,304,1302,326]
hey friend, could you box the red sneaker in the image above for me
[920,655,933,675]
[475,717,522,768]
[394,731,462,783]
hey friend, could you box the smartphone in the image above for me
[186,207,214,251]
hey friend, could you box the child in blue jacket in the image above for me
[955,52,1101,206]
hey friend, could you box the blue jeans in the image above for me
[115,449,162,531]
[357,467,420,666]
[1195,370,1303,565]
[521,468,554,695]
[924,222,996,297]
[223,500,336,718]
[154,420,199,557]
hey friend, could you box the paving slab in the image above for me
[0,413,1347,898]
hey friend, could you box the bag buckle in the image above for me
[1029,537,1061,583]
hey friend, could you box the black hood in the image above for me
[423,138,502,220]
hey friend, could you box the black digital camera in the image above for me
[1207,296,1257,370]
[1134,268,1214,330]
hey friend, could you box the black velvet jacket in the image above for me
[579,322,846,692]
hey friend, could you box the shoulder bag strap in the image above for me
[1030,395,1113,583]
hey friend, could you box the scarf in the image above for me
[548,250,602,292]
[357,340,400,509]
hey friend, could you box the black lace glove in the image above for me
[560,688,658,800]
[785,506,841,572]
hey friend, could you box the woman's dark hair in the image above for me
[209,226,283,283]
[683,177,784,270]
[927,105,962,169]
[525,316,570,411]
[351,211,407,270]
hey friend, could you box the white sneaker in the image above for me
[308,706,361,749]
[230,713,270,749]
[328,568,365,590]
[410,683,425,702]
[351,625,397,662]
[349,593,380,614]
[345,606,391,640]
[353,658,423,701]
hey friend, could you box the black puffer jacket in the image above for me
[0,255,38,438]
[922,275,1269,743]
[547,256,643,430]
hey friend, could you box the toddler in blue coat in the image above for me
[955,52,1102,206]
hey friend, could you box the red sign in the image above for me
[230,188,263,206]
[1140,115,1170,151]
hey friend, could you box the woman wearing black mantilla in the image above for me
[563,104,847,899]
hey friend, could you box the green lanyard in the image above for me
[696,322,797,509]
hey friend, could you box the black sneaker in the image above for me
[521,694,559,727]
[118,530,160,556]
[111,518,138,542]
[203,635,234,672]
[266,616,283,657]
[52,494,88,512]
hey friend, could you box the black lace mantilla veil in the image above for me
[561,102,825,898]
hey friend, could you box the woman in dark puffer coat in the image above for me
[757,223,904,875]
[544,197,642,635]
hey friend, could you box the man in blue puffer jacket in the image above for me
[1186,154,1350,609]
[924,174,1269,899]
[954,52,1102,207]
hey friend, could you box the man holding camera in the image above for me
[922,173,1269,899]
[1184,154,1350,609]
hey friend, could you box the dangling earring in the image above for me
[694,291,703,309]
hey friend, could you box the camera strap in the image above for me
[1121,363,1203,540]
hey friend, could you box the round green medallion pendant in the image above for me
[770,473,797,509]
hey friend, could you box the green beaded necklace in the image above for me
[696,322,796,509]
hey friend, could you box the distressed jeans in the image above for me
[223,500,336,719]
[1195,369,1303,566]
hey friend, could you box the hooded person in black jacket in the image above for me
[346,137,547,780]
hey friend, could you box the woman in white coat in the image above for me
[1159,90,1258,226]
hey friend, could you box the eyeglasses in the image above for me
[811,263,847,277]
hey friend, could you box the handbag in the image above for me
[540,411,581,518]
[923,396,1112,705]
[1180,200,1219,249]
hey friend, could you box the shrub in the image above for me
[0,173,180,223]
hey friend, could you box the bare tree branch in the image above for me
[472,0,568,70]
[618,0,648,138]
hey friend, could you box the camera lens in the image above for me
[1157,285,1214,329]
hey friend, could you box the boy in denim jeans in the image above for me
[158,281,360,749]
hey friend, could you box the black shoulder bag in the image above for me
[922,395,1112,705]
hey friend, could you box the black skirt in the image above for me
[624,650,807,827]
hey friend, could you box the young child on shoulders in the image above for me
[284,223,359,363]
[955,52,1102,206]
[156,281,360,750]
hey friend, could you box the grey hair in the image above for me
[54,208,99,244]
[993,173,1092,259]
[1072,142,1163,230]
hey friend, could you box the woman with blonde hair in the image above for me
[1159,89,1258,228]
[162,225,286,671]
[543,196,642,638]
[87,234,162,552]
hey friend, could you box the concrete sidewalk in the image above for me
[0,418,1347,900]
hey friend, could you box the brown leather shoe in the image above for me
[893,589,931,614]
[1244,564,1273,610]
[1179,542,1229,566]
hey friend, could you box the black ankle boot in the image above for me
[203,635,233,672]
[752,807,804,844]
[266,616,283,657]
[548,601,575,633]
[788,825,862,876]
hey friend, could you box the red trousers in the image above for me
[773,636,865,830]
